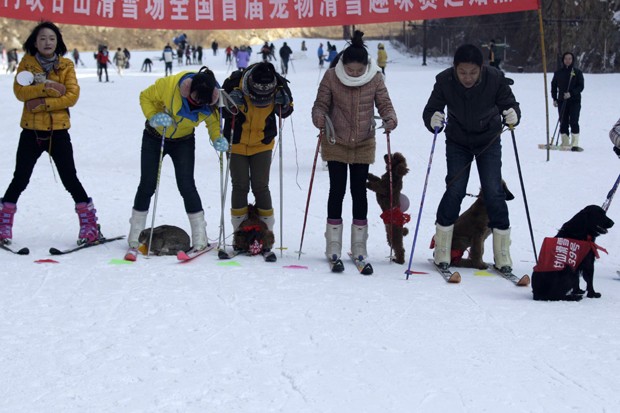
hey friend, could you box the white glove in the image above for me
[430,111,445,129]
[502,108,518,125]
[563,92,571,99]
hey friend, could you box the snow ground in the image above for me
[1,38,620,412]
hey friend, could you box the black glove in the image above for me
[613,146,620,159]
[274,90,290,107]
[229,89,245,106]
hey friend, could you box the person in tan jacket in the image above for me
[0,21,100,246]
[311,30,397,270]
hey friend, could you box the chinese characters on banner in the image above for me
[0,0,540,30]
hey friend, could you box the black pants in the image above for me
[132,129,202,213]
[97,63,108,81]
[558,99,581,134]
[327,161,369,221]
[3,129,89,204]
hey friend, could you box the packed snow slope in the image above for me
[1,39,620,412]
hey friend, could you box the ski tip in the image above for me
[449,271,462,283]
[17,247,30,255]
[177,251,190,261]
[49,247,62,255]
[517,274,531,287]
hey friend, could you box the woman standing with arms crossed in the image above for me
[0,21,100,247]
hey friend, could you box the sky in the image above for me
[1,37,620,412]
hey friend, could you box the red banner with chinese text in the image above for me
[0,0,540,31]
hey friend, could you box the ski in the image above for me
[348,252,373,275]
[0,242,30,255]
[218,248,242,260]
[177,244,215,262]
[262,249,277,262]
[428,259,461,283]
[538,144,584,152]
[327,254,344,273]
[49,235,125,255]
[490,265,530,286]
[124,247,138,261]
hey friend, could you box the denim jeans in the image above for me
[132,130,202,213]
[436,139,509,230]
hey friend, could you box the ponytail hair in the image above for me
[342,30,368,65]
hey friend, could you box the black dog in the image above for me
[532,205,614,301]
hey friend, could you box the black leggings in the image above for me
[132,130,202,213]
[3,129,89,203]
[327,161,369,221]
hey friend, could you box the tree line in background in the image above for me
[393,0,620,73]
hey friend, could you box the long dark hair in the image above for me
[23,21,67,56]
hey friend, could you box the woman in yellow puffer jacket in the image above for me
[126,67,224,255]
[1,21,100,246]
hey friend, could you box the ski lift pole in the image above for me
[405,126,440,279]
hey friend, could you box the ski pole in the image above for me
[386,130,394,262]
[216,90,239,252]
[510,126,538,263]
[602,172,620,212]
[405,126,440,279]
[278,104,284,257]
[297,132,322,259]
[147,124,168,257]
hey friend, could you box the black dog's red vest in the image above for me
[533,237,607,272]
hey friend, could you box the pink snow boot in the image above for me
[0,199,17,244]
[75,198,100,244]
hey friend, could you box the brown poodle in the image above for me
[367,152,410,264]
[233,204,275,255]
[449,181,514,269]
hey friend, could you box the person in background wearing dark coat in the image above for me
[423,44,520,273]
[487,39,501,70]
[279,42,293,75]
[551,52,585,149]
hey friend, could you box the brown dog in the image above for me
[450,181,514,269]
[233,204,275,255]
[367,152,410,264]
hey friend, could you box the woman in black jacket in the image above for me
[551,52,584,149]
